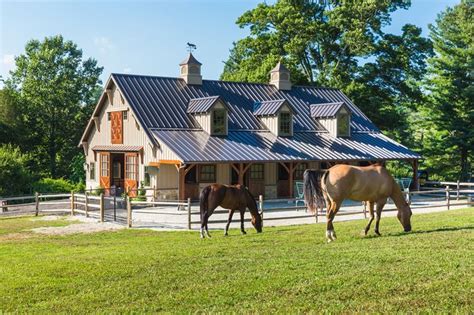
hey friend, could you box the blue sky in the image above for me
[0,0,459,86]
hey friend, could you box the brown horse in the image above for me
[199,184,263,238]
[304,164,412,242]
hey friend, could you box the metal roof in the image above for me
[310,102,349,118]
[92,145,143,152]
[112,74,378,132]
[187,96,222,113]
[152,130,420,163]
[253,99,290,116]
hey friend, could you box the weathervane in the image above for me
[187,42,197,53]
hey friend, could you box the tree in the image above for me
[5,35,103,178]
[220,0,432,135]
[417,1,473,180]
[0,144,32,196]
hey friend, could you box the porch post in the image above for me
[238,163,244,185]
[178,165,185,201]
[412,159,419,191]
[289,163,295,198]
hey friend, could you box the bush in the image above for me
[32,178,77,193]
[131,181,147,201]
[0,145,32,196]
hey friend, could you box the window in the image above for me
[90,162,96,180]
[212,109,226,135]
[337,113,350,136]
[123,111,128,120]
[113,161,121,179]
[200,165,216,182]
[279,112,292,135]
[144,166,151,186]
[125,155,138,181]
[294,163,308,180]
[185,165,197,184]
[250,164,264,180]
[100,154,109,177]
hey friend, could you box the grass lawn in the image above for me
[0,209,473,313]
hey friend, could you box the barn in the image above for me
[79,53,420,199]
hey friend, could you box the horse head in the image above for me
[397,203,412,232]
[251,211,263,233]
[244,188,263,233]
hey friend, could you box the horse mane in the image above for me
[303,169,328,214]
[243,187,259,214]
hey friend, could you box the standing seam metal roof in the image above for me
[310,102,348,118]
[253,99,290,116]
[187,96,222,113]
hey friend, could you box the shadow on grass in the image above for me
[363,225,474,239]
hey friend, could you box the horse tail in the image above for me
[303,169,328,214]
[199,185,212,223]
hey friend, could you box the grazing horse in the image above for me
[199,184,263,238]
[303,164,412,242]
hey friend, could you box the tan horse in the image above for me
[304,164,412,242]
[200,184,263,238]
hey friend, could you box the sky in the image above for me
[0,0,459,86]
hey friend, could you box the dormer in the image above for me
[269,61,291,90]
[310,102,352,137]
[254,99,294,136]
[179,53,202,85]
[187,96,228,136]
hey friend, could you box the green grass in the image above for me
[0,209,473,313]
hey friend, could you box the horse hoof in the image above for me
[362,230,368,236]
[241,231,247,235]
[375,231,381,236]
[224,233,228,236]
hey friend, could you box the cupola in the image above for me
[310,102,352,137]
[179,53,202,85]
[269,61,291,90]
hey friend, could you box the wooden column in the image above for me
[178,165,185,201]
[412,159,419,191]
[232,163,252,186]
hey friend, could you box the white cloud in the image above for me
[2,54,15,73]
[93,37,115,55]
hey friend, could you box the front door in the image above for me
[99,152,111,195]
[247,164,265,197]
[125,153,139,197]
[277,163,290,197]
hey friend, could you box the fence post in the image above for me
[85,192,89,218]
[127,196,132,228]
[187,198,192,230]
[363,201,367,219]
[446,185,450,210]
[153,185,157,202]
[35,192,40,216]
[1,200,7,213]
[113,195,117,222]
[406,188,411,205]
[258,195,264,225]
[99,193,104,222]
[456,180,460,200]
[70,190,75,216]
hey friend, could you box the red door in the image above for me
[111,111,123,144]
[99,152,111,195]
[125,153,138,197]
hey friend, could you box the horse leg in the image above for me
[200,212,208,239]
[224,209,235,236]
[326,200,341,242]
[363,201,375,236]
[374,199,386,236]
[239,209,246,235]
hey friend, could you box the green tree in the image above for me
[5,35,103,178]
[0,144,32,196]
[417,1,473,180]
[220,0,432,135]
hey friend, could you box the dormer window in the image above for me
[337,111,350,137]
[279,112,292,135]
[310,102,352,138]
[187,96,229,136]
[212,109,227,135]
[254,99,294,137]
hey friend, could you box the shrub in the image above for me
[0,145,31,196]
[131,181,147,201]
[32,178,76,193]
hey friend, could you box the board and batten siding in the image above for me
[84,83,167,189]
[318,118,337,137]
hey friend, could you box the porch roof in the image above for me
[152,130,420,164]
[92,145,143,152]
